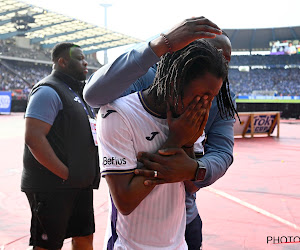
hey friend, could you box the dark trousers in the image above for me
[185,214,202,250]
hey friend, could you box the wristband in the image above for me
[160,33,173,54]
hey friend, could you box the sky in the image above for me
[23,0,300,63]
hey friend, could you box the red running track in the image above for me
[0,113,299,249]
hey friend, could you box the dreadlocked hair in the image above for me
[218,29,240,121]
[149,39,229,116]
[217,76,240,122]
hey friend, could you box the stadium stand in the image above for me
[2,48,300,100]
[230,54,300,66]
[0,0,299,117]
[0,60,51,99]
[0,0,143,110]
[230,67,300,96]
[0,0,142,54]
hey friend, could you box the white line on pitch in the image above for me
[206,187,300,231]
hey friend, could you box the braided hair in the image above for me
[215,31,240,121]
[149,39,237,119]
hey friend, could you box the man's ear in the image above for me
[58,57,67,68]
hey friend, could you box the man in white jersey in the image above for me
[98,39,228,249]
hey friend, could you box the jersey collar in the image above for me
[138,91,166,119]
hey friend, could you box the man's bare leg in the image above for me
[72,234,93,250]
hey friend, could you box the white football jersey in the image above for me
[98,92,188,250]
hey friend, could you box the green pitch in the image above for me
[236,99,300,103]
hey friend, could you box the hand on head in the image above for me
[150,16,222,57]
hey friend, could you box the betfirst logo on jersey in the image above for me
[103,157,126,166]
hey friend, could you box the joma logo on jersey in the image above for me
[146,132,159,141]
[102,110,117,118]
[103,157,126,165]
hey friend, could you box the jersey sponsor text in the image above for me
[103,156,126,166]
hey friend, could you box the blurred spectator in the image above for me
[229,68,300,96]
[0,39,101,67]
[1,38,300,99]
[0,60,96,100]
[230,54,300,66]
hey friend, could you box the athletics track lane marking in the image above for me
[206,187,300,231]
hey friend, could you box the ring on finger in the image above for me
[154,170,158,178]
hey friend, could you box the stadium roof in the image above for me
[1,0,300,55]
[223,26,300,52]
[0,0,143,54]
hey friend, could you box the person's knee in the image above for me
[72,234,93,249]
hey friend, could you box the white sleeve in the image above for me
[97,105,137,176]
[194,131,205,157]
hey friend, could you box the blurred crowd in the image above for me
[0,61,51,100]
[0,39,101,67]
[229,68,300,96]
[0,40,50,61]
[230,54,300,66]
[0,60,96,100]
[1,38,300,99]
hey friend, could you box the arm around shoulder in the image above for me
[83,43,159,108]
